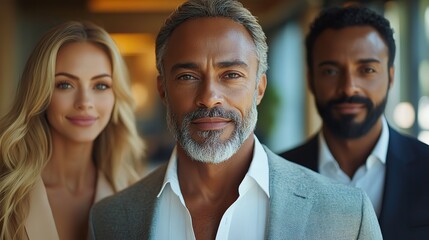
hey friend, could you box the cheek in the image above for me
[46,93,72,119]
[98,93,115,115]
[166,87,194,113]
[313,85,332,104]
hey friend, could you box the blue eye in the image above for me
[95,83,110,90]
[56,82,72,89]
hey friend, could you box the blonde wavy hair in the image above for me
[0,21,144,239]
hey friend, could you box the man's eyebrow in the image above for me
[318,61,339,67]
[170,60,249,73]
[317,58,381,68]
[216,60,248,69]
[357,58,381,64]
[170,63,199,73]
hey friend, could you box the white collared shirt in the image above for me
[318,118,389,217]
[153,135,270,240]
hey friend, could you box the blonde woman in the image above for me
[0,21,144,240]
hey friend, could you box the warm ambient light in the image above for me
[132,83,149,109]
[393,102,415,129]
[88,0,186,12]
[109,34,154,56]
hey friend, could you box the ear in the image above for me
[388,66,395,88]
[157,75,167,105]
[256,73,267,105]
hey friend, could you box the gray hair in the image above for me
[155,0,268,79]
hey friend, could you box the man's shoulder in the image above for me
[89,164,167,239]
[390,127,429,154]
[281,135,318,157]
[266,146,369,211]
[278,136,319,170]
[92,163,167,215]
[266,146,359,194]
[264,147,381,239]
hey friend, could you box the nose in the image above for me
[195,77,223,108]
[74,89,94,110]
[340,70,359,96]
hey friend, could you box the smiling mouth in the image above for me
[191,117,231,131]
[66,117,98,126]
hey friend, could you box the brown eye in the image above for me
[322,68,338,76]
[362,67,376,73]
[178,74,197,81]
[224,72,241,79]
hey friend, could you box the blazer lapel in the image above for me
[25,177,59,240]
[265,147,314,239]
[378,128,411,236]
[123,164,167,239]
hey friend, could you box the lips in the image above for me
[66,116,98,126]
[333,103,365,114]
[191,117,231,130]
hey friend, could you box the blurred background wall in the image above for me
[1,0,428,168]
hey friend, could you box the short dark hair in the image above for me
[305,6,396,78]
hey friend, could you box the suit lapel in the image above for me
[378,128,410,236]
[265,147,314,239]
[121,164,167,239]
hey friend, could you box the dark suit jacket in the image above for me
[280,127,429,240]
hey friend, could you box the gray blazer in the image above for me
[89,147,382,239]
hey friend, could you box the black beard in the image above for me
[316,94,388,139]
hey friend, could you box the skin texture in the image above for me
[157,17,266,239]
[310,26,394,177]
[43,42,114,240]
[47,42,114,144]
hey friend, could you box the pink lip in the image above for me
[192,117,231,130]
[66,116,98,126]
[334,103,365,114]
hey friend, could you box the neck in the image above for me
[322,118,383,178]
[177,134,255,202]
[42,136,96,193]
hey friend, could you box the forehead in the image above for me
[163,17,257,69]
[56,42,110,65]
[55,42,112,75]
[313,26,388,63]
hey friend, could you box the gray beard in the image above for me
[166,94,258,164]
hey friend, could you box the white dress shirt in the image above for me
[153,135,270,240]
[318,117,389,217]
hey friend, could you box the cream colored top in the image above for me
[24,172,114,240]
